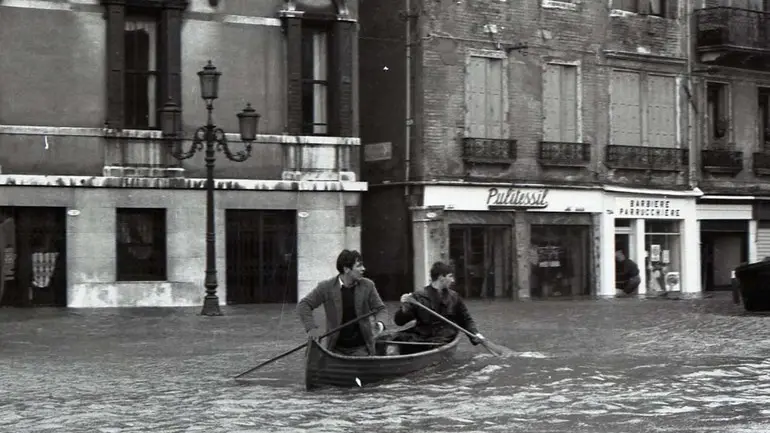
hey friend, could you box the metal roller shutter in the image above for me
[756,223,770,260]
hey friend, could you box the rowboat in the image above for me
[304,333,462,390]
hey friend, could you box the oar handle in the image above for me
[234,309,379,379]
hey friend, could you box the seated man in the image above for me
[615,249,641,296]
[387,261,484,355]
[297,249,388,356]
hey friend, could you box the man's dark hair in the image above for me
[430,261,454,281]
[336,249,363,273]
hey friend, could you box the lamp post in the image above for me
[159,60,261,316]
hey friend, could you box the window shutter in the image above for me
[285,17,304,135]
[664,0,677,19]
[560,65,578,142]
[542,65,561,142]
[330,20,355,137]
[646,75,677,148]
[610,71,642,146]
[486,58,504,139]
[106,3,126,129]
[465,57,487,138]
[160,6,183,118]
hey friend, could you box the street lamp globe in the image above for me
[198,60,221,101]
[159,99,182,138]
[237,103,260,142]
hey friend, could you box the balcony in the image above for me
[538,142,590,167]
[701,149,743,175]
[695,7,770,68]
[753,152,770,176]
[462,138,517,165]
[606,145,687,172]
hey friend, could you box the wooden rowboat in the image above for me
[304,333,462,390]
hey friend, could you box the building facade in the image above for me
[693,0,770,291]
[0,0,365,307]
[359,0,703,299]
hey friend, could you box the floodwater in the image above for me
[2,293,770,432]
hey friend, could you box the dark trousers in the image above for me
[618,275,641,294]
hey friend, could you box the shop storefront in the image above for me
[697,197,754,292]
[600,188,701,297]
[415,184,604,299]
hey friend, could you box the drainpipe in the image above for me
[404,0,412,197]
[686,2,697,190]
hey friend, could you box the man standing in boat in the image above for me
[296,249,388,356]
[391,261,485,354]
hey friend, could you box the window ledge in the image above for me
[542,0,578,11]
[610,9,668,20]
[104,128,163,140]
[104,166,185,178]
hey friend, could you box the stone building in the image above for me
[693,0,770,292]
[359,0,703,299]
[0,0,364,307]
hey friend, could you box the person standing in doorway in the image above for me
[615,249,641,296]
[296,249,388,356]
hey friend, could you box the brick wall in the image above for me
[412,0,690,187]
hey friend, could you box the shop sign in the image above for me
[487,187,549,209]
[616,198,681,218]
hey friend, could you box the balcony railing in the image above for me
[606,145,687,171]
[753,152,770,175]
[696,7,770,55]
[538,141,590,167]
[701,149,743,175]
[462,138,517,165]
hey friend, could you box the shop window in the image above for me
[116,208,167,281]
[645,220,681,293]
[529,225,590,298]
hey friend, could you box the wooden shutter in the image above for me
[542,64,561,142]
[561,65,578,142]
[106,4,126,129]
[286,17,304,135]
[486,58,504,139]
[610,71,642,146]
[466,57,487,138]
[159,6,183,117]
[646,75,677,148]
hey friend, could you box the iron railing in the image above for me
[462,138,517,164]
[701,149,743,174]
[606,145,687,171]
[696,7,770,52]
[538,141,590,166]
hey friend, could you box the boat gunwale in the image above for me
[308,332,462,362]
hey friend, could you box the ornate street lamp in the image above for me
[159,60,260,316]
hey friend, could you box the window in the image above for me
[645,221,681,293]
[612,0,667,17]
[465,55,506,138]
[758,88,770,150]
[529,225,590,298]
[102,0,184,131]
[116,208,167,281]
[706,82,729,144]
[610,71,677,147]
[301,25,329,135]
[124,17,158,129]
[543,64,578,142]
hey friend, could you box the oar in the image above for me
[233,309,379,379]
[407,298,507,357]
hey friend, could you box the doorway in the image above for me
[448,225,512,299]
[225,210,297,304]
[0,207,67,307]
[700,220,748,292]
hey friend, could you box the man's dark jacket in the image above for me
[393,285,479,344]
